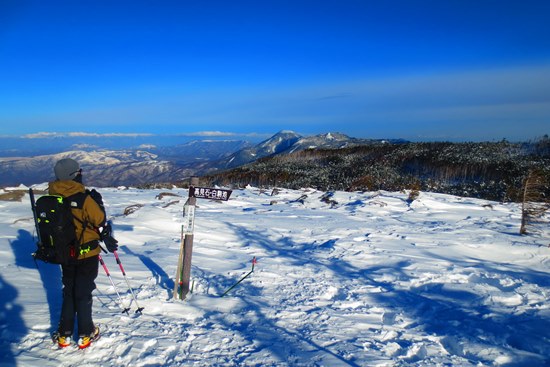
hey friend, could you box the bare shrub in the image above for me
[520,169,550,234]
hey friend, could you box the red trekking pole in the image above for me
[98,254,130,315]
[113,251,144,314]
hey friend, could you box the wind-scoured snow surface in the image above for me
[0,186,549,367]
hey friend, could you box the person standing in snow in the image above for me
[49,158,118,349]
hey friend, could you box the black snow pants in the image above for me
[58,255,98,337]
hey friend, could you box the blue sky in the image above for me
[0,0,549,142]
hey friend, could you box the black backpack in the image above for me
[30,191,88,264]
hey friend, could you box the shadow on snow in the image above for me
[2,229,61,364]
[0,274,25,366]
[122,245,175,299]
[10,229,62,332]
[220,222,549,367]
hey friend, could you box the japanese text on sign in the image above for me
[192,187,232,201]
[183,204,195,235]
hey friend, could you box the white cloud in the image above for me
[22,132,62,139]
[178,131,237,137]
[68,132,154,138]
[20,130,269,140]
[179,131,268,138]
[22,132,155,139]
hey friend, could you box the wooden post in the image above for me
[174,177,198,300]
[173,178,232,300]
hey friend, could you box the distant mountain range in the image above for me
[0,131,402,187]
[217,131,406,169]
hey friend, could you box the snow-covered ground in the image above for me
[0,185,549,367]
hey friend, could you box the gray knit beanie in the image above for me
[54,158,80,181]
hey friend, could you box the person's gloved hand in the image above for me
[103,235,118,253]
[100,222,118,252]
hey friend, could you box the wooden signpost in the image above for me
[174,178,232,300]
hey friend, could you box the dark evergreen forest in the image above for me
[202,137,550,202]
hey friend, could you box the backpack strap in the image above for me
[86,189,107,227]
[66,192,93,245]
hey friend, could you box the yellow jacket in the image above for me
[48,180,105,260]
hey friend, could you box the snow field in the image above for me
[0,185,548,366]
